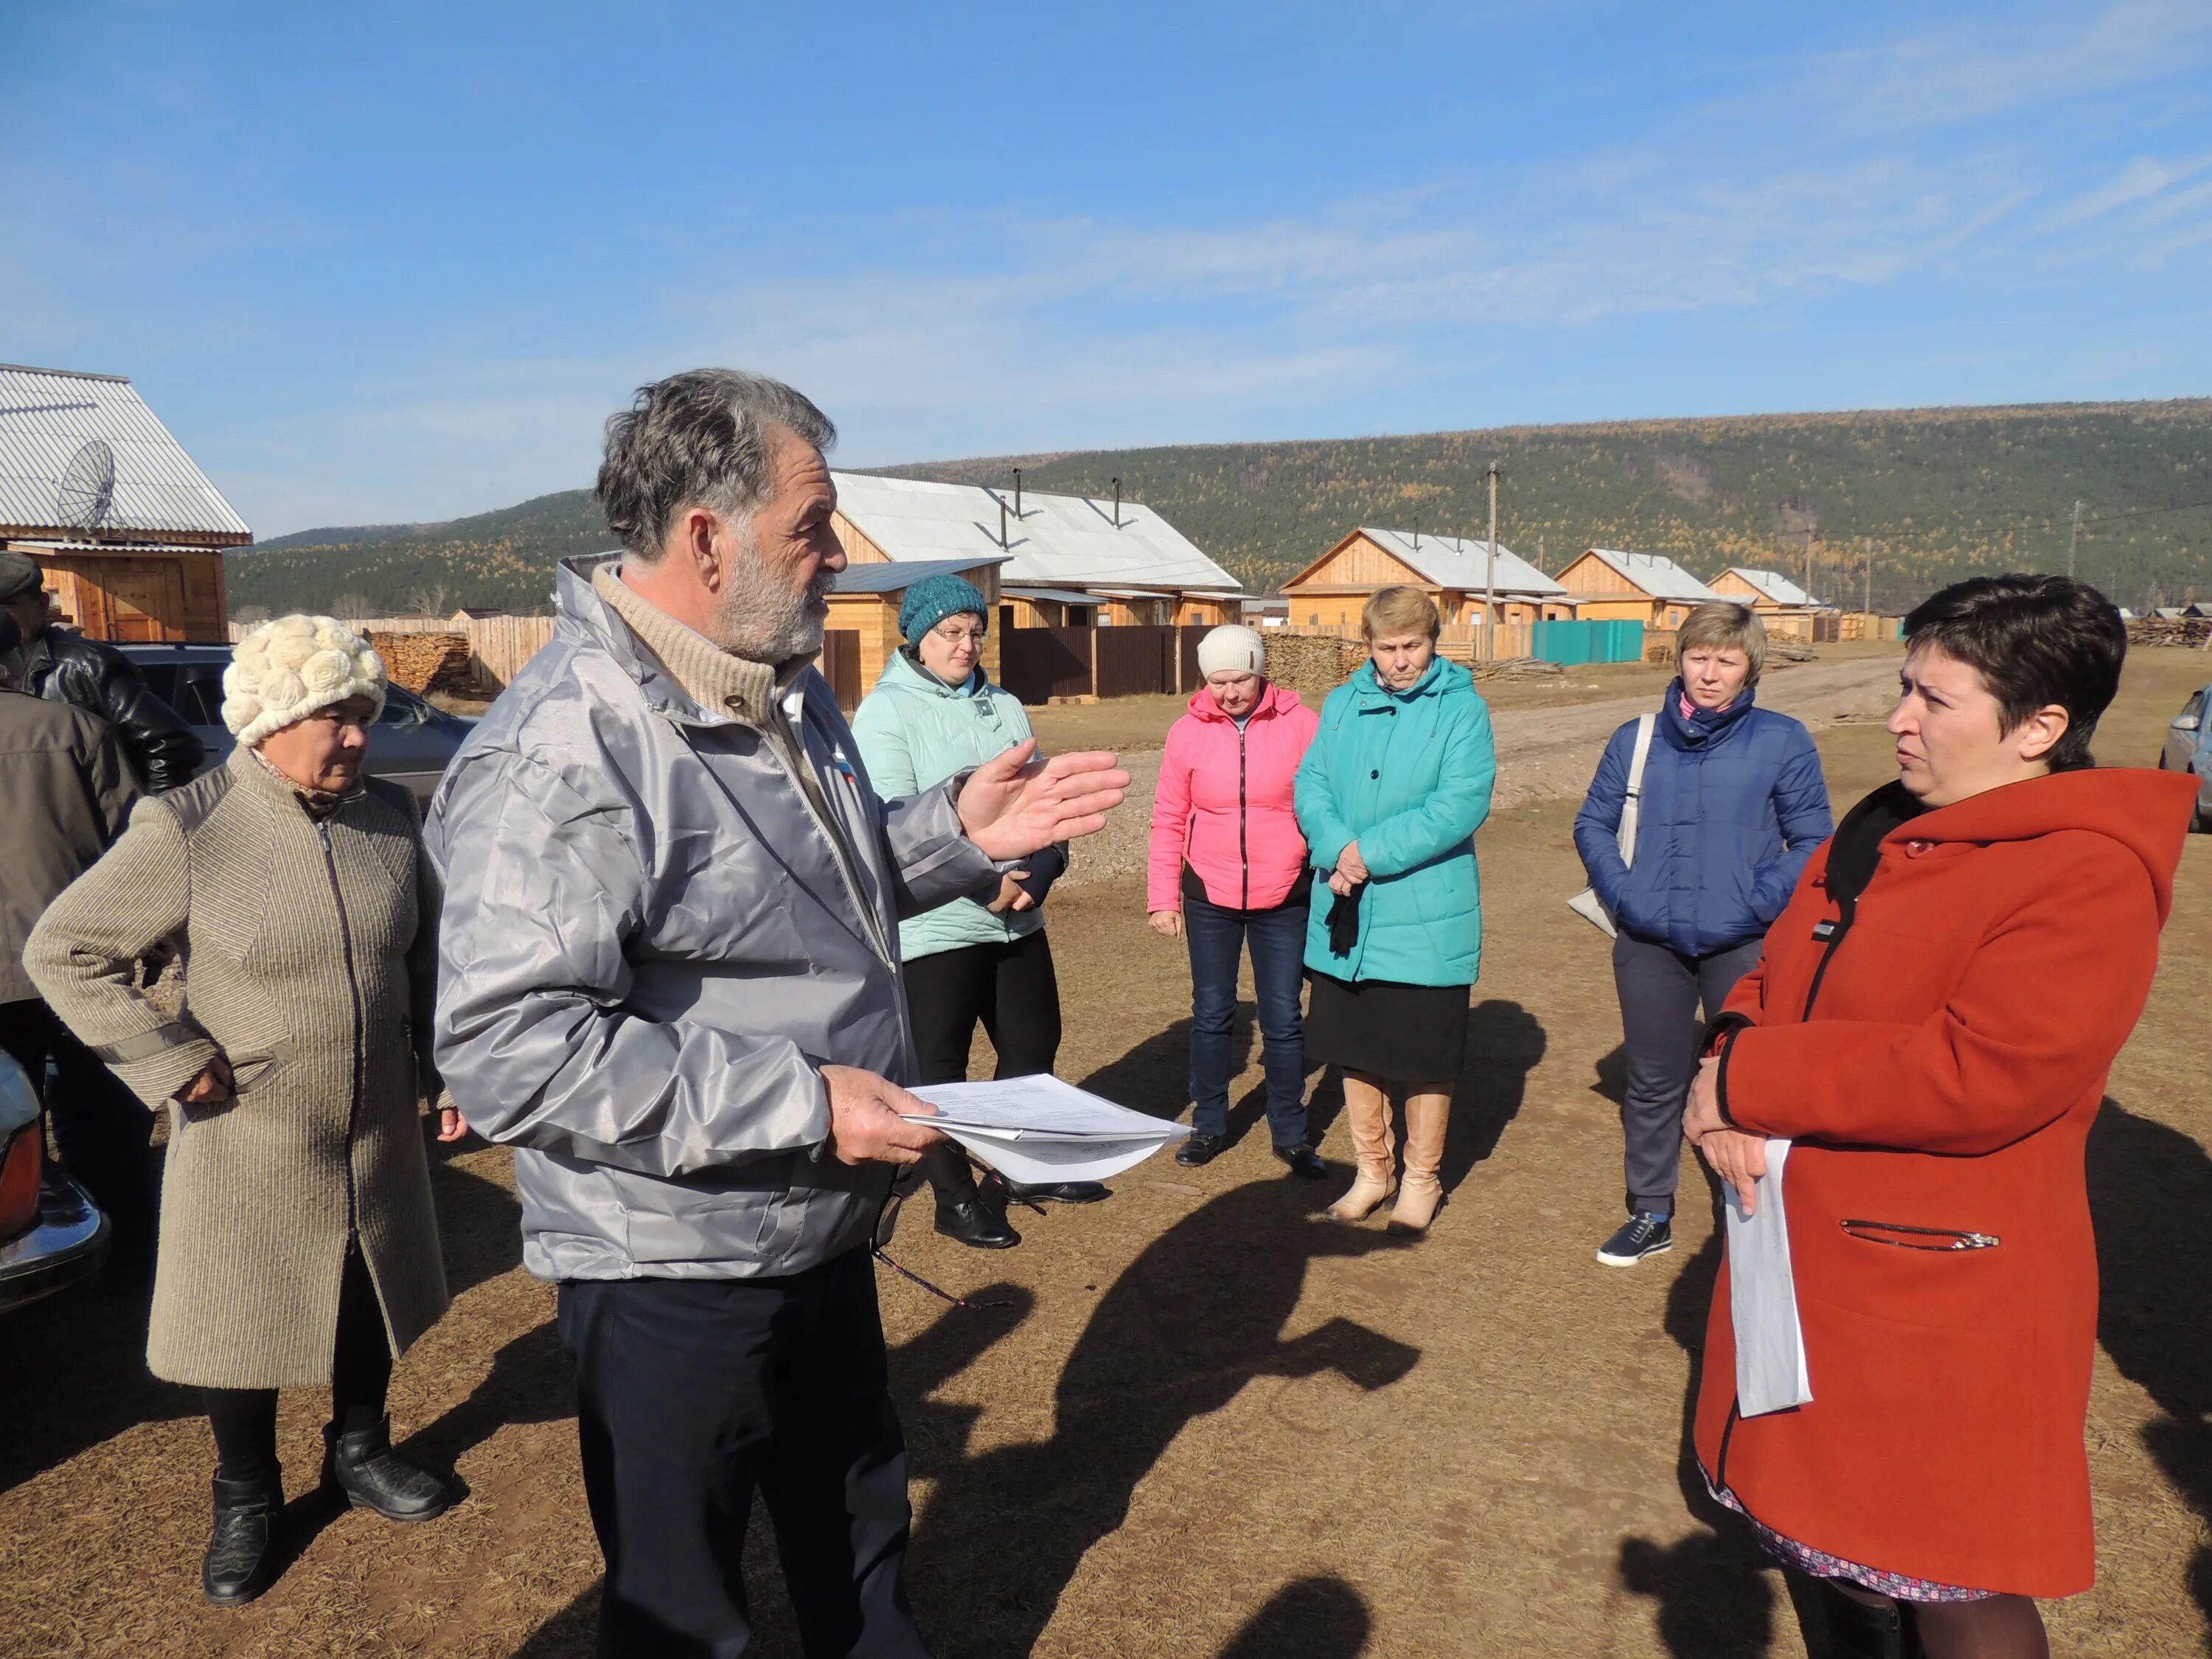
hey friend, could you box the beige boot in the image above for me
[1326,1084,1397,1222]
[1386,1091,1451,1234]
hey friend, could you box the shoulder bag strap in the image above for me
[1618,713,1656,868]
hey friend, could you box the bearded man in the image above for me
[427,369,1126,1658]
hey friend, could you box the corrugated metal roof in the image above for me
[1579,549,1721,603]
[0,364,249,540]
[832,473,1239,593]
[1723,566,1817,606]
[1005,585,1107,607]
[1355,527,1565,597]
[831,554,1007,596]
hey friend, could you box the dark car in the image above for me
[0,1052,108,1314]
[119,642,476,810]
[2156,679,2212,833]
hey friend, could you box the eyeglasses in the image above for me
[932,624,987,645]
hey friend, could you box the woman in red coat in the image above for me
[1683,575,2197,1659]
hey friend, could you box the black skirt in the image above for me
[1303,971,1470,1085]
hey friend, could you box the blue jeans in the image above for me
[1186,891,1310,1147]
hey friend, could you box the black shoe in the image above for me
[935,1197,1021,1249]
[1274,1144,1329,1180]
[203,1470,282,1606]
[1820,1584,1907,1659]
[1596,1212,1674,1267]
[1004,1180,1110,1204]
[321,1417,453,1523]
[1176,1133,1222,1167]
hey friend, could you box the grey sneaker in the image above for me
[1596,1212,1674,1267]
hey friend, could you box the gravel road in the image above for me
[1060,654,1898,890]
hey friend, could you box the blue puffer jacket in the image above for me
[1573,681,1833,956]
[1295,655,1495,987]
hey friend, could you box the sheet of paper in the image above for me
[900,1075,1189,1183]
[1725,1138,1813,1418]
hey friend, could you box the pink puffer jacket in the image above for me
[1148,681,1320,912]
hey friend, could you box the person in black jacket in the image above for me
[0,550,206,793]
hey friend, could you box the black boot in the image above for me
[203,1470,282,1606]
[321,1417,452,1523]
[1821,1584,1907,1659]
[935,1195,1021,1249]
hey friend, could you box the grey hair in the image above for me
[596,369,837,561]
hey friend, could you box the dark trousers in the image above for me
[0,996,161,1253]
[202,1243,392,1483]
[900,930,1060,1206]
[1612,932,1764,1217]
[1184,893,1310,1147]
[557,1249,929,1659]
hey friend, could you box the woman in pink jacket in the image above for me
[1148,626,1326,1178]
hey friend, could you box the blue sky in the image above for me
[4,1,2209,536]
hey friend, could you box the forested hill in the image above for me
[226,400,2212,617]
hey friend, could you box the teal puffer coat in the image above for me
[850,648,1039,961]
[1295,655,1496,987]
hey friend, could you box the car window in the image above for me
[133,664,181,709]
[380,688,428,726]
[175,664,230,726]
[2187,691,2208,722]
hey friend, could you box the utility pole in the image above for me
[2067,498,2081,580]
[1803,529,1815,607]
[1864,544,1872,615]
[1485,460,1500,663]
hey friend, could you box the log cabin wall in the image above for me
[29,546,229,641]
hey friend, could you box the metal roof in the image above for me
[0,364,250,541]
[830,554,1008,596]
[1722,566,1818,606]
[1354,527,1565,597]
[832,473,1239,593]
[1005,585,1107,607]
[1576,548,1722,603]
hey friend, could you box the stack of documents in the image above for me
[1725,1137,1814,1418]
[901,1074,1191,1187]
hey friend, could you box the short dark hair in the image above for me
[597,369,836,560]
[1902,574,2125,772]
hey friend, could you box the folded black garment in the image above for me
[1012,842,1068,908]
[1326,883,1363,956]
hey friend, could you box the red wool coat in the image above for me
[1694,767,2196,1596]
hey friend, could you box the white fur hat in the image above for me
[1196,624,1265,678]
[223,614,386,748]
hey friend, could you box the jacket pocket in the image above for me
[1839,1218,2002,1252]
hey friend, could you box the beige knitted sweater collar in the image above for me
[592,563,806,726]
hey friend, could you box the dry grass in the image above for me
[4,650,2209,1658]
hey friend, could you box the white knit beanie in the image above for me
[1196,624,1265,678]
[223,614,387,748]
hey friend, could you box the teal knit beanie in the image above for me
[899,572,989,641]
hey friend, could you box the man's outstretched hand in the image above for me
[959,740,1130,860]
[822,1065,944,1166]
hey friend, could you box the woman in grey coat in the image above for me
[27,615,462,1607]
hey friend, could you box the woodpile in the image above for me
[1470,656,1565,681]
[2126,617,2212,648]
[1264,633,1366,703]
[367,630,479,698]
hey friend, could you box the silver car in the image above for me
[2157,679,2212,832]
[122,642,476,810]
[0,1053,108,1315]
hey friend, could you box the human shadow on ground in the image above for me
[901,1176,1419,1658]
[1593,1043,1627,1107]
[1442,999,1547,1189]
[0,1115,518,1498]
[1219,1575,1372,1658]
[1616,1209,1784,1659]
[2088,1098,2212,1649]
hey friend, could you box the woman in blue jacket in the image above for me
[1573,602,1832,1267]
[1296,585,1496,1235]
[851,574,1099,1251]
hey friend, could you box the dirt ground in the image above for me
[6,645,2211,1658]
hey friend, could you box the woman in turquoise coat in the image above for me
[850,574,1099,1251]
[1295,584,1496,1234]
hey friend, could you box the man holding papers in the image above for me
[1682,577,2193,1659]
[428,370,1126,1659]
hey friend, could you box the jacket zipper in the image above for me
[316,820,366,1239]
[1839,1219,2000,1251]
[1238,720,1250,911]
[1800,891,1858,1019]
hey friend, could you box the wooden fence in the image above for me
[1000,625,1214,705]
[233,614,560,690]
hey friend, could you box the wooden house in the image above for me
[828,473,1242,633]
[1554,548,1720,632]
[1710,566,1832,641]
[1281,527,1573,633]
[823,554,1010,705]
[0,363,248,641]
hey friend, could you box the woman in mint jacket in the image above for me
[850,574,1099,1251]
[1295,585,1496,1235]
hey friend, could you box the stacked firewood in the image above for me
[366,630,479,697]
[2126,617,2212,648]
[1262,633,1367,703]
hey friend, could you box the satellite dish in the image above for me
[57,439,116,530]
